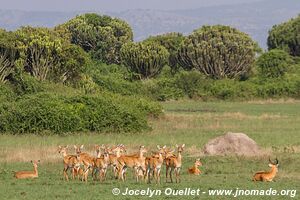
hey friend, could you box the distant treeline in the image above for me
[0,13,299,134]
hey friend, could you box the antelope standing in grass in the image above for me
[253,158,279,182]
[14,160,40,179]
[93,148,110,181]
[146,145,166,184]
[117,145,147,182]
[74,145,95,182]
[165,144,185,183]
[107,144,126,179]
[58,145,82,181]
[188,158,202,175]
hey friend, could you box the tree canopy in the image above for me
[145,33,185,71]
[268,15,300,57]
[177,25,257,79]
[120,41,169,79]
[57,13,133,64]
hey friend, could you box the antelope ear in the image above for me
[182,144,185,148]
[163,145,166,149]
[65,145,68,148]
[74,145,77,149]
[80,145,84,149]
[176,144,179,148]
[58,145,61,149]
[157,145,161,149]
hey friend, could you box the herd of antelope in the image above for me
[14,144,280,183]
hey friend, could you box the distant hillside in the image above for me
[0,0,299,48]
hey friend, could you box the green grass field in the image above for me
[0,100,299,199]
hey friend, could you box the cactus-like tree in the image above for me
[120,42,169,79]
[268,15,300,57]
[145,33,185,71]
[177,25,257,79]
[16,27,64,81]
[0,29,19,83]
[56,13,133,64]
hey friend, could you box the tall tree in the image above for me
[177,25,257,79]
[120,42,169,79]
[145,33,185,71]
[0,29,19,83]
[56,13,133,64]
[16,27,64,81]
[268,15,300,57]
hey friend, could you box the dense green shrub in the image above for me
[8,71,44,95]
[87,62,143,96]
[256,49,293,78]
[0,83,16,102]
[0,92,162,134]
[174,70,206,98]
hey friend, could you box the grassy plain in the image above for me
[0,100,299,199]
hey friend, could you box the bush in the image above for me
[8,72,44,95]
[256,49,293,78]
[0,92,162,134]
[0,83,16,102]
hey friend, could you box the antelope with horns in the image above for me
[253,158,279,182]
[117,145,147,182]
[58,145,82,181]
[14,160,40,179]
[165,144,185,183]
[188,158,202,175]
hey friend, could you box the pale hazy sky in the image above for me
[0,0,263,12]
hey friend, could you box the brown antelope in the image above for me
[107,144,126,179]
[58,145,82,181]
[14,160,40,179]
[146,145,166,184]
[92,147,110,181]
[117,145,147,182]
[253,158,279,182]
[165,144,185,183]
[188,158,202,175]
[74,145,95,182]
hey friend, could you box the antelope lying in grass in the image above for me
[58,145,82,181]
[253,158,279,182]
[14,160,40,179]
[188,158,202,175]
[117,145,147,182]
[146,145,166,184]
[165,144,185,183]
